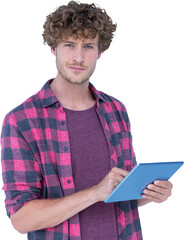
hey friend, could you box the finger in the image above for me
[108,178,120,188]
[112,167,129,177]
[147,184,171,196]
[108,171,125,184]
[142,189,169,201]
[142,193,163,203]
[154,180,173,189]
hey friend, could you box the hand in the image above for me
[92,167,129,202]
[142,180,173,203]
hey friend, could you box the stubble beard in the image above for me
[58,70,89,85]
[57,62,95,86]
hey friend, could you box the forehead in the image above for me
[63,34,99,44]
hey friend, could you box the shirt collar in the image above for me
[40,79,107,108]
[89,82,107,103]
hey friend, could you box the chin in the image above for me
[66,78,89,85]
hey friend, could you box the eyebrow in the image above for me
[63,40,97,46]
[63,41,75,44]
[85,42,97,46]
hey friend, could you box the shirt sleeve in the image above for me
[1,112,42,217]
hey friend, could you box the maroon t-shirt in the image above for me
[64,104,118,240]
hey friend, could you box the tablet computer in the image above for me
[104,161,183,203]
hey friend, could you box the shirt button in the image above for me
[64,147,68,152]
[56,103,60,108]
[67,180,71,184]
[61,121,65,125]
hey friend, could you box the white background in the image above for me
[0,0,184,239]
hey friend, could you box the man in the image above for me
[1,1,172,239]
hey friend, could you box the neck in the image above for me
[51,74,96,111]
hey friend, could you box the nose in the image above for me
[72,46,84,64]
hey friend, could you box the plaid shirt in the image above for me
[1,80,143,240]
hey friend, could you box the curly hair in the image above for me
[42,1,117,52]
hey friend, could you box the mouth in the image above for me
[68,66,86,72]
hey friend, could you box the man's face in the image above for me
[51,35,101,85]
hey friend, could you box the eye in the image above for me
[85,45,93,49]
[65,44,73,47]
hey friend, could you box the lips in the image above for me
[68,66,85,72]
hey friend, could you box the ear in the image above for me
[51,47,56,56]
[97,51,101,60]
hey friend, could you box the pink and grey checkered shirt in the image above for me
[1,79,143,240]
